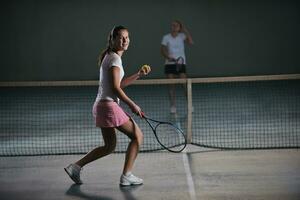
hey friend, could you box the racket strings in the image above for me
[155,123,186,151]
[176,57,184,71]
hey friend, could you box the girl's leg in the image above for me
[167,73,176,113]
[116,118,143,174]
[179,73,187,79]
[179,73,187,97]
[75,127,116,167]
[65,127,116,184]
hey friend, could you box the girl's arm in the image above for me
[161,45,175,61]
[110,66,142,116]
[183,28,194,45]
[120,72,140,88]
[120,66,151,88]
[179,22,194,45]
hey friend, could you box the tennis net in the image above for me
[0,74,299,156]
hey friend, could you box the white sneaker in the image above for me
[120,172,143,186]
[170,106,177,114]
[64,163,83,185]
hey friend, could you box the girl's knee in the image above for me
[135,130,143,146]
[105,145,115,154]
[101,127,116,154]
[103,141,116,154]
[128,130,143,146]
[117,120,143,146]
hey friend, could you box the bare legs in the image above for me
[167,74,176,110]
[167,73,187,112]
[117,118,143,174]
[75,127,117,167]
[75,118,143,175]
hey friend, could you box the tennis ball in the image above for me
[142,65,151,72]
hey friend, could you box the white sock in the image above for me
[124,171,132,176]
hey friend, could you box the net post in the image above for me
[187,78,193,144]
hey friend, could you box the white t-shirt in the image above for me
[96,52,124,104]
[161,33,187,65]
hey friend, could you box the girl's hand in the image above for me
[129,102,142,117]
[178,21,188,33]
[138,65,151,76]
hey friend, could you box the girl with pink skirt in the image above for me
[65,25,151,186]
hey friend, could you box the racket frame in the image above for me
[142,115,187,153]
[175,56,185,72]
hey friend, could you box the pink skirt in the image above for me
[92,100,130,128]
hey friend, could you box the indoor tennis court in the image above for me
[1,0,300,200]
[1,148,300,200]
[1,76,300,200]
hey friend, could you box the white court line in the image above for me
[182,147,197,200]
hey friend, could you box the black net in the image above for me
[0,83,187,156]
[192,79,300,149]
[0,76,299,156]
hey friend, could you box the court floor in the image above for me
[0,146,299,200]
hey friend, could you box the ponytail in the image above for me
[97,48,110,66]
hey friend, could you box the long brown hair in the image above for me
[97,25,128,66]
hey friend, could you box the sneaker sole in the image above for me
[64,167,82,185]
[120,178,143,186]
[119,182,143,187]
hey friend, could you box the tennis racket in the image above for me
[141,112,187,153]
[175,56,185,72]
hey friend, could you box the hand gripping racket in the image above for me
[141,112,187,153]
[175,56,184,72]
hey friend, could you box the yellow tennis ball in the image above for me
[142,65,150,71]
[142,65,151,72]
[146,65,151,71]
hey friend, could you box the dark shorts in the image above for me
[164,64,186,75]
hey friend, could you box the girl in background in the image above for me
[161,20,193,113]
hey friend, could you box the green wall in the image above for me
[1,0,299,81]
